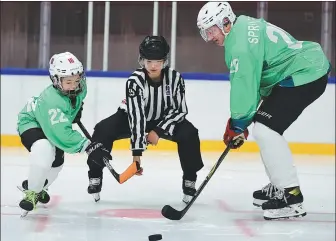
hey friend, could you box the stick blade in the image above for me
[119,162,140,184]
[161,205,183,220]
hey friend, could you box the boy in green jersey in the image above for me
[17,52,112,214]
[197,2,330,220]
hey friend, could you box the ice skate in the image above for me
[20,180,50,204]
[19,190,40,217]
[262,186,307,220]
[253,183,278,207]
[88,177,102,202]
[182,179,196,204]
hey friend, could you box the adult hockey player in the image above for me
[197,2,331,220]
[17,52,112,214]
[86,35,204,204]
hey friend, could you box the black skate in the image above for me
[19,190,40,217]
[21,180,50,204]
[253,183,278,207]
[88,177,102,202]
[262,186,306,220]
[182,179,196,204]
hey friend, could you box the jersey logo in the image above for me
[128,86,138,98]
[128,88,135,97]
[68,58,75,64]
[165,85,171,96]
[230,58,239,74]
[257,110,272,119]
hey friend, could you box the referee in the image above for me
[86,35,204,204]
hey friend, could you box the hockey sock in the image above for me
[45,165,63,189]
[27,139,56,192]
[253,122,300,188]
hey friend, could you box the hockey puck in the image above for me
[148,234,162,241]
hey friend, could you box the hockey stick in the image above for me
[161,143,232,220]
[77,121,142,184]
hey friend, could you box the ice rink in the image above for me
[1,148,335,241]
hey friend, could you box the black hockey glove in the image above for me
[73,102,84,124]
[85,142,112,167]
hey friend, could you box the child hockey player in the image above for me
[17,52,112,215]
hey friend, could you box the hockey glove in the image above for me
[85,142,112,167]
[223,118,249,149]
[73,102,84,124]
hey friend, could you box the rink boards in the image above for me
[1,68,335,155]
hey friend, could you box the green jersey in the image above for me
[17,83,89,154]
[224,15,331,130]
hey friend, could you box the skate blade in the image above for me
[20,210,29,218]
[263,204,307,221]
[264,212,307,220]
[92,193,100,202]
[17,186,25,192]
[253,198,268,207]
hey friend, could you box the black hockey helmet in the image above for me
[139,35,170,60]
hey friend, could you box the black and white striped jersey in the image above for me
[120,67,188,155]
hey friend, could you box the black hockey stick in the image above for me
[77,121,121,182]
[77,121,142,184]
[161,143,232,220]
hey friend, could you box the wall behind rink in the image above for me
[1,69,335,155]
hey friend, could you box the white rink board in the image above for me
[1,74,335,143]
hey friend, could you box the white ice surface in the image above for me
[1,148,335,241]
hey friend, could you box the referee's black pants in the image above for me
[87,109,204,182]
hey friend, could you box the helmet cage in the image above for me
[50,72,86,98]
[138,56,169,69]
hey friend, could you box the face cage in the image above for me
[199,19,226,42]
[199,29,209,42]
[54,73,86,98]
[138,55,169,69]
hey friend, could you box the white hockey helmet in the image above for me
[49,52,86,97]
[197,2,236,41]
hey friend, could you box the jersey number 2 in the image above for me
[49,109,68,125]
[266,23,303,49]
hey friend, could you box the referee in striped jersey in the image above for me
[86,35,204,203]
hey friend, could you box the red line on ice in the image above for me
[234,219,256,237]
[34,195,61,232]
[217,200,257,237]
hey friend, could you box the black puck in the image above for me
[148,234,162,241]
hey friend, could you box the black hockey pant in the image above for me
[87,109,204,181]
